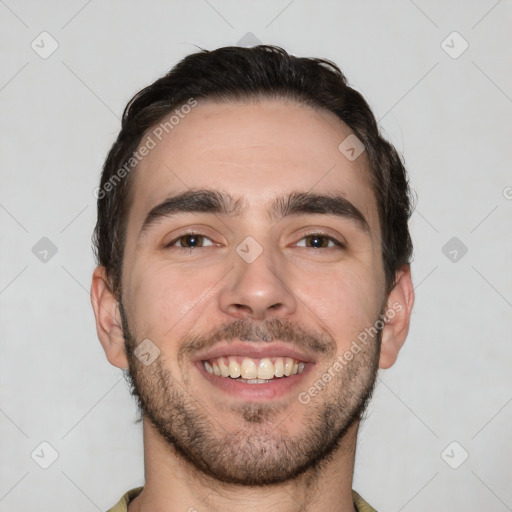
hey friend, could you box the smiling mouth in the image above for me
[202,355,306,383]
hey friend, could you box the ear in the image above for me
[90,266,129,369]
[379,265,415,369]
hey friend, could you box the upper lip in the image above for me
[193,341,317,364]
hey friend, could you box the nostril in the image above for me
[231,304,253,315]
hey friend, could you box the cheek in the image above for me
[295,265,382,349]
[127,261,210,339]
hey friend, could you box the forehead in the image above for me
[125,98,379,239]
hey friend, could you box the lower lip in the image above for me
[195,361,313,401]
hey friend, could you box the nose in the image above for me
[218,240,298,321]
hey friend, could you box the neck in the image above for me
[128,416,359,512]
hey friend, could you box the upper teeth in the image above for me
[203,356,306,379]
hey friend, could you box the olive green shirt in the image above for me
[106,486,377,511]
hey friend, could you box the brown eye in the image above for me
[306,235,329,248]
[296,234,343,249]
[166,234,214,249]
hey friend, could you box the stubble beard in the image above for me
[119,301,381,486]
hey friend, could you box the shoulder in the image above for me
[352,489,378,512]
[105,486,144,512]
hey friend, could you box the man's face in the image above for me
[118,98,388,485]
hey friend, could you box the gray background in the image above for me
[1,0,511,510]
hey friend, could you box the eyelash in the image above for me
[165,232,345,250]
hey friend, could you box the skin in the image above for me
[91,98,414,512]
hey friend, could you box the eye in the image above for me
[164,232,343,250]
[295,234,344,249]
[166,233,215,249]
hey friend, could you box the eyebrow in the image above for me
[137,188,370,240]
